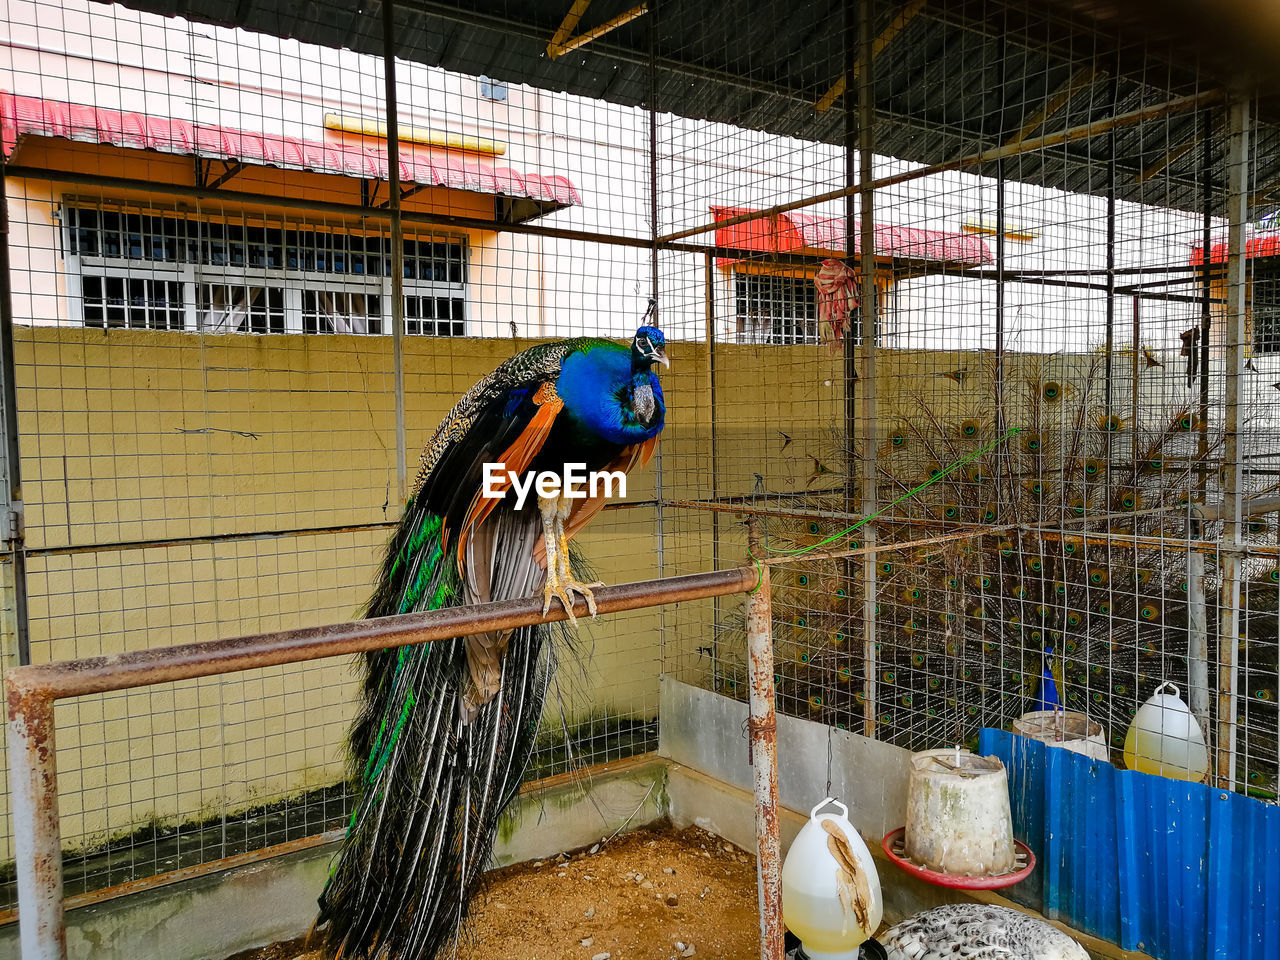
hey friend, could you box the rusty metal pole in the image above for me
[1216,98,1250,788]
[8,689,65,960]
[745,521,782,960]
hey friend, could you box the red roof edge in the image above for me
[1189,233,1280,266]
[0,91,581,210]
[710,205,993,267]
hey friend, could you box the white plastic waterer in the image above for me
[781,798,883,960]
[1123,681,1210,782]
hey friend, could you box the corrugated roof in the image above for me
[85,0,1280,219]
[0,91,581,211]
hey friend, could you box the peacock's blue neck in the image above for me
[556,345,665,446]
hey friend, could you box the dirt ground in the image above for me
[231,823,761,960]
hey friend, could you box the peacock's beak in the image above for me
[655,347,670,368]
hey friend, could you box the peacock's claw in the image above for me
[541,572,604,623]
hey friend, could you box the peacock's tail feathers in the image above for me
[714,355,1278,791]
[318,492,567,959]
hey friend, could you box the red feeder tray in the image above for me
[880,827,1036,890]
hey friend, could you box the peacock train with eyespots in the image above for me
[315,325,667,959]
[718,351,1278,798]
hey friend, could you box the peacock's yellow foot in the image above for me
[541,569,605,623]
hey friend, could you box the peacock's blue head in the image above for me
[632,325,669,369]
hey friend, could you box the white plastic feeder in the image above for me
[904,747,1015,877]
[1013,709,1109,763]
[1123,681,1209,782]
[781,797,883,960]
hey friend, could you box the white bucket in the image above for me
[1013,709,1110,763]
[904,748,1015,877]
[781,798,883,960]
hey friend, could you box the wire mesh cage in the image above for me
[0,0,1277,936]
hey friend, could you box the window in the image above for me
[1252,258,1280,355]
[81,275,185,330]
[733,273,818,345]
[63,204,467,335]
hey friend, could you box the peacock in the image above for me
[876,903,1089,960]
[315,324,668,959]
[715,348,1279,797]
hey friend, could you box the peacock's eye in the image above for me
[1141,605,1159,621]
[797,574,809,586]
[1042,381,1061,400]
[808,522,820,535]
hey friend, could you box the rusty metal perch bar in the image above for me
[6,565,778,960]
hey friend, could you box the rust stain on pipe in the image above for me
[7,686,65,960]
[7,567,756,702]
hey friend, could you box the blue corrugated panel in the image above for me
[979,727,1280,960]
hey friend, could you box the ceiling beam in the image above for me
[815,0,927,113]
[547,0,592,56]
[1136,124,1208,183]
[547,1,649,60]
[1004,64,1098,146]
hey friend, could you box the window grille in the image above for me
[80,274,186,331]
[62,204,467,335]
[1252,258,1280,355]
[733,272,819,345]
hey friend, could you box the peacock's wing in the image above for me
[318,336,616,960]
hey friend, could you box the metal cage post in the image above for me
[1216,97,1250,788]
[383,0,409,503]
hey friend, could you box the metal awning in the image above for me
[711,205,993,266]
[1190,234,1280,265]
[0,92,581,219]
